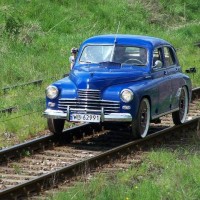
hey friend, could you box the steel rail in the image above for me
[0,123,97,164]
[0,87,199,199]
[0,87,199,162]
[0,117,199,200]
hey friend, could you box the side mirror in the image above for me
[153,60,163,68]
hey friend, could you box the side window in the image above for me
[153,48,162,67]
[163,47,176,67]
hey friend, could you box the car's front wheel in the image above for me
[47,118,65,134]
[131,98,150,139]
[172,86,189,125]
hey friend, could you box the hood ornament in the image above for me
[86,78,90,89]
[90,72,94,77]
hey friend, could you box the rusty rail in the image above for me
[0,87,200,199]
[0,117,199,200]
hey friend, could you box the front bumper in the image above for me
[43,109,132,122]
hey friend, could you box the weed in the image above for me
[5,16,23,36]
[12,163,22,174]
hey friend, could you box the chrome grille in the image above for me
[78,89,101,100]
[58,89,120,114]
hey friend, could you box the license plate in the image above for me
[70,114,101,122]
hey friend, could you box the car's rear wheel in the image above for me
[172,86,189,125]
[47,118,65,134]
[131,98,150,139]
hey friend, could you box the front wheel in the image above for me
[172,86,189,125]
[131,98,150,139]
[47,118,65,134]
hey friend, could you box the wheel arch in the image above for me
[140,95,152,117]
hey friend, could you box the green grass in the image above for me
[0,0,199,85]
[48,134,200,200]
[0,0,199,146]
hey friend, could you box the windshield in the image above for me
[79,45,147,66]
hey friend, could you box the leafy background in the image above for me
[0,0,199,147]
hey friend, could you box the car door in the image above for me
[151,47,172,116]
[163,46,181,110]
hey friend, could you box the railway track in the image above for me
[0,88,200,200]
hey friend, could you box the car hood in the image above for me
[69,64,150,90]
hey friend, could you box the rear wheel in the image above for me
[47,118,65,134]
[131,98,150,139]
[172,86,189,125]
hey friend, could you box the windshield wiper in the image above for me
[80,61,92,64]
[135,64,146,66]
[99,61,121,66]
[121,63,146,66]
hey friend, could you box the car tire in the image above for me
[131,98,150,139]
[47,118,65,134]
[172,86,189,125]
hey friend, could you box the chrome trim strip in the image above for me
[43,109,132,122]
[64,108,103,112]
[58,105,120,109]
[78,89,101,99]
[78,89,100,92]
[62,108,119,112]
[101,107,104,122]
[43,109,67,119]
[59,104,119,109]
[67,106,70,121]
[78,96,100,99]
[78,94,100,97]
[58,98,120,115]
[58,103,120,107]
[151,108,179,120]
[59,98,120,103]
[104,113,132,122]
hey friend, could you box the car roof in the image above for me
[82,34,171,48]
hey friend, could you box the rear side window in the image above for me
[163,47,176,67]
[153,48,162,66]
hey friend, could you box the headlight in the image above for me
[46,85,59,99]
[120,89,134,103]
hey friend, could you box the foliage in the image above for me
[0,0,199,86]
[0,0,199,145]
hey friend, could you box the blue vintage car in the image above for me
[44,34,192,138]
